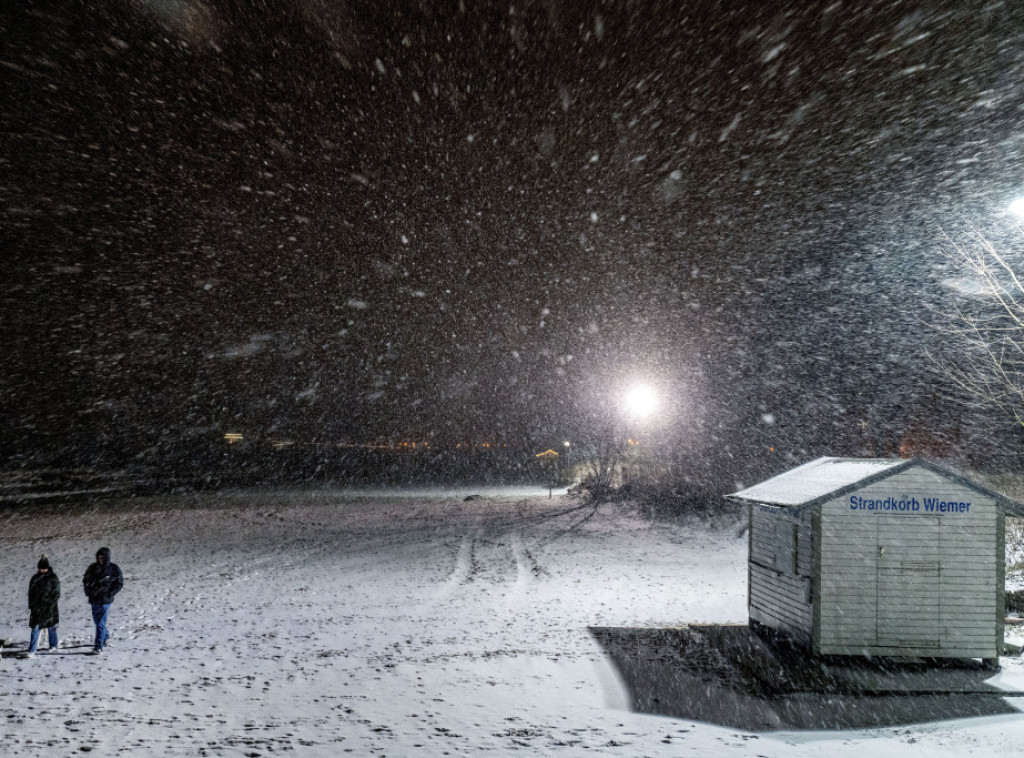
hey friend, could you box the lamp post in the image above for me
[623,384,657,489]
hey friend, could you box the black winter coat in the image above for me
[28,571,60,628]
[83,560,123,605]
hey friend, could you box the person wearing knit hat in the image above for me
[27,554,60,657]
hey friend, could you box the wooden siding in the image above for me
[997,509,1006,659]
[815,466,1000,658]
[748,505,814,640]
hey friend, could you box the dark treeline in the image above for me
[0,440,560,502]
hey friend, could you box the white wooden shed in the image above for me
[728,457,1024,664]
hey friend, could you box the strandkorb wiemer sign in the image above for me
[848,495,971,513]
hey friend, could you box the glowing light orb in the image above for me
[624,385,657,419]
[1009,197,1024,217]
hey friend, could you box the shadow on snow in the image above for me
[589,624,1024,731]
[1,641,96,658]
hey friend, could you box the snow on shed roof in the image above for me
[729,456,1024,515]
[729,456,911,508]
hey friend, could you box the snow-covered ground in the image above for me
[2,490,1024,756]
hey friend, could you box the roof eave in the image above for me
[727,458,917,510]
[729,457,1024,515]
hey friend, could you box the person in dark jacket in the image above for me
[82,546,123,654]
[28,555,60,657]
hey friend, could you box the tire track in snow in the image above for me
[511,531,547,592]
[438,530,548,600]
[439,533,477,596]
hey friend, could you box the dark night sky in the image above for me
[4,0,1024,476]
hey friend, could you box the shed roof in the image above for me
[728,456,1024,515]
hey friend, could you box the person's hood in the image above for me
[96,547,112,562]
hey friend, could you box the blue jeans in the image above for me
[29,624,58,653]
[91,603,111,651]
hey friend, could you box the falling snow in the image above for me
[5,1,1024,748]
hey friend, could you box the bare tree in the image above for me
[932,229,1024,427]
[577,421,624,500]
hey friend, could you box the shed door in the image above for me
[876,515,940,649]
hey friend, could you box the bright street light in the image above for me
[1009,197,1024,218]
[624,384,657,419]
